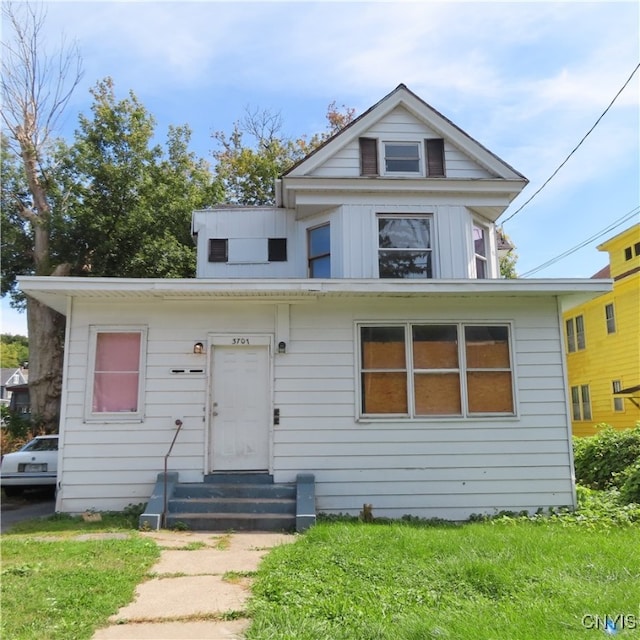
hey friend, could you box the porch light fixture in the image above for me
[278,341,287,354]
[193,342,205,354]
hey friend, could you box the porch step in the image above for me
[166,473,296,532]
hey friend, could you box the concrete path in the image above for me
[92,530,296,640]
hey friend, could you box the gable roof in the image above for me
[283,84,527,181]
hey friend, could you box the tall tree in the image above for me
[212,102,356,205]
[1,1,82,431]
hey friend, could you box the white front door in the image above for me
[210,343,271,471]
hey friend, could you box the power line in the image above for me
[501,62,640,225]
[519,206,640,277]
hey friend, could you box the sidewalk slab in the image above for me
[111,575,248,621]
[154,548,268,575]
[93,619,248,639]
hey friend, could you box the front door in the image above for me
[210,342,270,471]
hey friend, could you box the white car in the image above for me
[1,435,58,497]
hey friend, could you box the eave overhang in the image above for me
[18,276,612,316]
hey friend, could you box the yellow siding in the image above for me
[564,224,640,436]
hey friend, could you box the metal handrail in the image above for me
[162,419,184,528]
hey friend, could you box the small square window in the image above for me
[384,142,420,174]
[208,239,228,262]
[625,247,632,260]
[634,242,640,257]
[268,238,287,262]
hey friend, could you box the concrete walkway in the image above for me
[92,530,296,640]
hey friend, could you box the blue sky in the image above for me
[2,0,639,336]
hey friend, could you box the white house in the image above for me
[19,85,610,528]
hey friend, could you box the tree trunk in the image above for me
[26,296,65,433]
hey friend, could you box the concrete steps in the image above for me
[165,473,296,532]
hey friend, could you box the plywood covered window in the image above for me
[360,323,514,418]
[359,137,379,176]
[87,327,146,421]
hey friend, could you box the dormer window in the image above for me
[360,138,445,177]
[384,142,420,174]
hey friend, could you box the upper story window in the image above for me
[87,327,146,421]
[308,224,330,277]
[268,238,287,262]
[378,216,433,279]
[625,247,632,260]
[473,224,488,278]
[384,142,420,174]
[359,323,514,418]
[208,239,228,263]
[605,303,616,334]
[566,315,585,352]
[360,138,445,177]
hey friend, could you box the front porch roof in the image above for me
[18,276,611,316]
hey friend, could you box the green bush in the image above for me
[573,423,640,492]
[617,459,640,504]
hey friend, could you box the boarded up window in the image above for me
[359,138,379,176]
[359,323,514,418]
[208,238,228,262]
[425,138,445,177]
[93,332,141,413]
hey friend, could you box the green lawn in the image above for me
[1,527,159,640]
[247,520,640,639]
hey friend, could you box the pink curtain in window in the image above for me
[93,333,141,412]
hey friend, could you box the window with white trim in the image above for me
[605,303,616,334]
[87,327,146,420]
[473,224,488,278]
[359,323,514,418]
[571,384,592,421]
[378,215,433,279]
[308,223,330,277]
[383,142,420,174]
[612,380,624,412]
[566,315,585,352]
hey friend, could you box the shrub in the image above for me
[617,460,640,505]
[573,423,640,491]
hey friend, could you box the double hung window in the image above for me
[473,224,488,278]
[571,384,592,421]
[566,315,585,352]
[378,216,433,278]
[87,327,146,420]
[605,303,616,334]
[612,380,624,412]
[308,224,330,277]
[360,323,514,418]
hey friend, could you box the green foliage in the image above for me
[0,333,28,367]
[617,460,640,504]
[212,103,356,205]
[573,423,640,493]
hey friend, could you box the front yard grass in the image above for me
[247,519,640,639]
[1,517,159,640]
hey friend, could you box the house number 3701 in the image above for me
[232,338,250,345]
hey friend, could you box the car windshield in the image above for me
[22,438,58,452]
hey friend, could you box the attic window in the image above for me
[208,239,228,263]
[384,142,420,174]
[359,138,379,176]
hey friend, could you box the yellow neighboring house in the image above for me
[564,223,640,436]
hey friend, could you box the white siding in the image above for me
[310,106,495,179]
[58,295,574,520]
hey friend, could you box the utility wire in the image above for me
[520,206,640,277]
[502,62,640,225]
